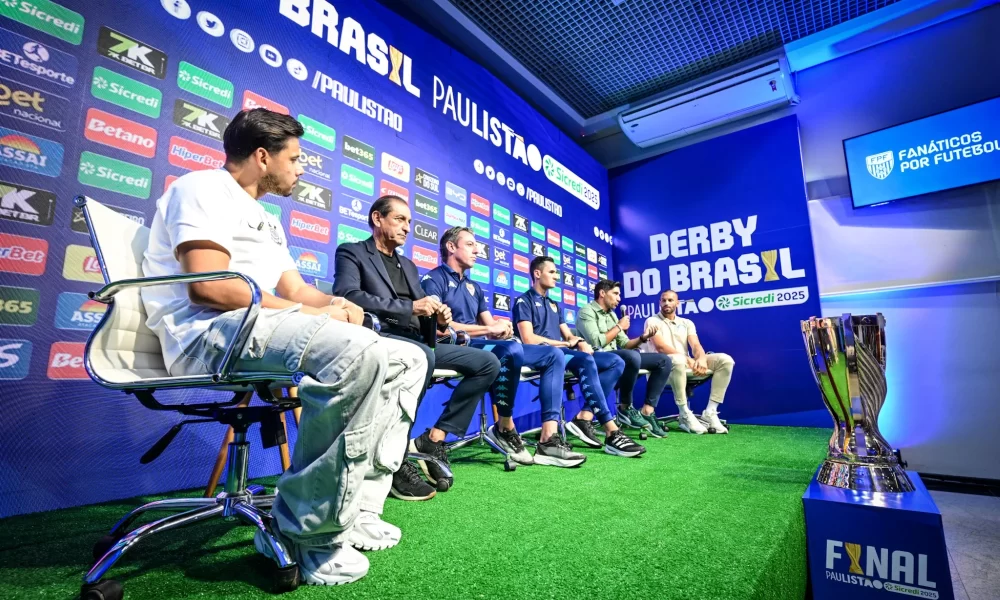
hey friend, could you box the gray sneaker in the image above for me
[534,434,587,468]
[487,424,534,465]
[565,418,602,448]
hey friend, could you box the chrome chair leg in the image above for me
[105,497,218,538]
[231,502,295,568]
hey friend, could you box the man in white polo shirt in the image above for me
[642,290,735,434]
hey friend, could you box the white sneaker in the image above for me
[486,425,535,465]
[349,511,402,551]
[255,528,369,585]
[678,409,707,434]
[701,409,729,434]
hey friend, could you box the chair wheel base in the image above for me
[93,534,122,562]
[81,579,123,600]
[273,565,299,592]
[503,459,517,472]
[639,431,648,441]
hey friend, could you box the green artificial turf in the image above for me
[0,425,828,600]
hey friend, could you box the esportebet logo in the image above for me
[62,244,102,283]
[470,193,490,216]
[54,292,106,330]
[242,89,288,114]
[824,539,941,598]
[290,210,330,243]
[299,113,336,150]
[415,167,439,194]
[293,179,332,211]
[715,287,809,311]
[380,151,410,182]
[445,181,466,206]
[0,285,38,326]
[290,245,328,277]
[173,99,229,142]
[336,223,370,246]
[341,164,374,195]
[343,135,374,168]
[78,151,151,199]
[168,136,224,171]
[412,245,438,270]
[865,151,894,180]
[85,108,157,158]
[0,338,31,380]
[338,194,370,224]
[297,146,333,181]
[0,75,68,131]
[0,232,46,275]
[0,0,83,45]
[413,220,438,245]
[0,125,62,176]
[493,292,510,312]
[415,193,438,219]
[444,205,466,227]
[380,179,408,202]
[0,180,54,226]
[177,61,233,108]
[91,66,161,118]
[47,341,87,379]
[470,215,490,239]
[0,28,77,87]
[97,27,166,79]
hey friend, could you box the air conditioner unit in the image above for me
[617,58,797,148]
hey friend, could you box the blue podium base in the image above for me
[803,470,953,600]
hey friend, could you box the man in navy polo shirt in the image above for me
[421,227,584,468]
[513,256,646,458]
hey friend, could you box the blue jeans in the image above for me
[562,349,624,425]
[469,339,564,423]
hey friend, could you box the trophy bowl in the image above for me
[801,313,914,493]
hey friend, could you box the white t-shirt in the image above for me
[641,313,697,356]
[141,169,297,371]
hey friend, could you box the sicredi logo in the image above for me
[444,205,467,227]
[0,125,62,177]
[380,179,408,202]
[415,194,439,219]
[470,262,490,284]
[54,292,106,330]
[293,179,333,211]
[62,244,102,283]
[290,245,328,278]
[168,136,224,171]
[547,247,561,262]
[470,193,490,216]
[0,338,31,380]
[0,180,55,226]
[242,89,288,114]
[91,66,161,118]
[562,236,575,253]
[341,164,374,195]
[0,0,83,45]
[177,61,233,108]
[513,254,529,273]
[290,210,331,243]
[0,75,69,131]
[547,229,560,247]
[338,194,370,224]
[337,223,370,245]
[412,245,438,270]
[85,108,156,158]
[0,285,39,326]
[261,201,282,219]
[415,167,439,194]
[297,147,333,181]
[343,135,375,168]
[575,259,587,274]
[299,113,336,150]
[530,221,545,240]
[47,341,87,379]
[78,151,151,199]
[493,270,510,289]
[413,220,438,245]
[97,27,167,79]
[542,154,600,209]
[548,287,562,303]
[380,152,410,182]
[470,215,490,239]
[714,287,810,311]
[0,27,77,87]
[493,203,510,225]
[445,181,466,206]
[513,275,529,293]
[0,232,46,275]
[493,292,510,312]
[173,99,229,142]
[512,213,528,232]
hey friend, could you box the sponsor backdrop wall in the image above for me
[610,116,825,424]
[0,0,611,516]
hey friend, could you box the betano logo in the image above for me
[85,108,156,158]
[0,126,62,176]
[825,539,939,598]
[47,341,87,379]
[0,0,83,45]
[341,163,374,195]
[242,89,288,114]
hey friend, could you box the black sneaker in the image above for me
[390,461,436,501]
[409,431,454,491]
[604,429,646,458]
[565,418,602,448]
[534,434,587,468]
[486,425,534,465]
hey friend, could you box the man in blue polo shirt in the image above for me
[421,227,585,468]
[513,256,645,458]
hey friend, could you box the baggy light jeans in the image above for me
[169,305,427,547]
[666,353,735,407]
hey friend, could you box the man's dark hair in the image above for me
[594,279,621,301]
[368,195,407,229]
[440,226,473,259]
[223,108,304,162]
[529,256,554,281]
[660,289,679,299]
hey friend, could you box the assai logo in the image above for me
[343,135,374,167]
[168,135,225,171]
[473,240,488,260]
[0,180,54,226]
[412,245,438,270]
[492,227,510,247]
[564,289,576,306]
[530,221,545,240]
[78,151,151,199]
[562,271,575,287]
[173,99,229,142]
[866,151,894,180]
[415,167,439,194]
[85,108,156,158]
[493,246,509,268]
[290,245,328,277]
[380,152,410,182]
[338,194,370,224]
[444,205,467,227]
[493,292,511,312]
[562,236,575,254]
[414,193,439,219]
[341,164,374,196]
[0,75,68,131]
[380,179,408,202]
[531,241,545,258]
[413,220,438,245]
[0,285,38,326]
[0,126,62,176]
[293,179,332,211]
[299,113,336,150]
[470,262,490,284]
[177,61,233,108]
[575,242,586,258]
[470,193,490,216]
[598,253,607,267]
[513,275,530,293]
[91,66,161,118]
[575,259,587,275]
[825,539,940,596]
[0,232,46,275]
[445,181,466,206]
[493,203,510,226]
[97,27,167,79]
[564,309,576,325]
[512,213,528,233]
[242,89,288,114]
[513,233,529,254]
[297,146,333,181]
[71,203,142,233]
[290,210,331,243]
[547,229,560,247]
[47,341,86,379]
[470,215,490,239]
[514,255,530,273]
[493,270,510,289]
[0,338,31,380]
[0,0,83,45]
[62,244,102,282]
[54,292,106,330]
[588,264,598,279]
[0,27,77,87]
[336,223,370,245]
[587,248,598,263]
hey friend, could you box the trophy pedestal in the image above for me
[818,458,916,493]
[803,470,953,600]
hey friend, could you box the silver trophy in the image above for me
[801,313,914,493]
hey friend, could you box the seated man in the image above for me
[421,226,581,467]
[641,290,736,434]
[513,256,645,458]
[576,279,671,438]
[141,108,428,585]
[334,196,501,494]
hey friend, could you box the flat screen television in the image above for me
[844,95,1000,208]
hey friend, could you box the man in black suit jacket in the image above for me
[334,195,500,499]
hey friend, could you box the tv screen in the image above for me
[844,96,1000,208]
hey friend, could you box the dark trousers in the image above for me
[610,349,671,409]
[562,349,624,425]
[385,333,500,436]
[469,339,564,422]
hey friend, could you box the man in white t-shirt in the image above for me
[141,109,427,586]
[641,290,736,434]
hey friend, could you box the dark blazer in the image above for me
[333,237,426,331]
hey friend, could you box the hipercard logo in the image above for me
[177,61,233,108]
[0,233,46,275]
[470,193,490,217]
[242,90,288,114]
[0,125,62,176]
[54,292,106,330]
[47,341,87,379]
[292,179,332,211]
[412,245,438,270]
[85,108,157,158]
[0,180,54,226]
[343,135,374,167]
[381,151,410,182]
[173,99,229,142]
[78,151,151,199]
[91,66,161,118]
[62,244,102,283]
[0,338,31,380]
[290,210,330,243]
[380,179,408,202]
[0,75,68,131]
[168,136,225,171]
[298,113,336,150]
[415,167,439,194]
[97,27,167,79]
[290,245,328,278]
[413,220,438,245]
[0,0,83,45]
[414,194,438,219]
[0,27,77,87]
[297,146,333,181]
[0,286,38,326]
[341,164,374,195]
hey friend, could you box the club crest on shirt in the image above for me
[549,301,557,313]
[269,223,281,244]
[465,282,476,296]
